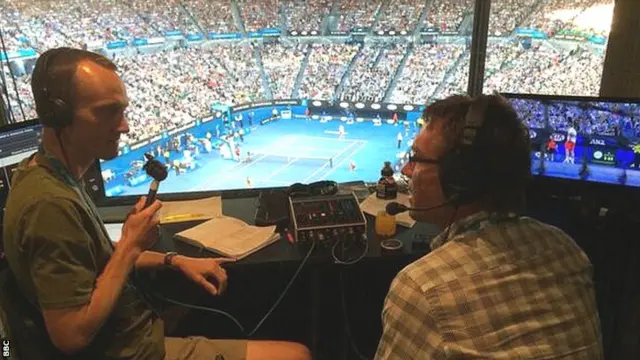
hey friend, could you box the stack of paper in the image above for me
[159,196,222,224]
[174,216,280,260]
[359,192,416,228]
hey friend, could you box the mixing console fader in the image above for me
[289,193,367,251]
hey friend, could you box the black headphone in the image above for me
[33,48,75,130]
[438,95,491,206]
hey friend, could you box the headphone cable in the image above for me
[137,239,316,338]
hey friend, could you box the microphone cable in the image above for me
[339,271,371,360]
[137,237,316,338]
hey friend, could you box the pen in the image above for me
[162,213,207,222]
[285,229,295,244]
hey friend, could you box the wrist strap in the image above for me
[164,252,178,267]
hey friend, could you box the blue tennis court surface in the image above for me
[107,117,417,196]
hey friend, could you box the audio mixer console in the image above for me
[289,192,367,252]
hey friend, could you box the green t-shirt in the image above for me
[2,154,164,359]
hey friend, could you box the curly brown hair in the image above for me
[424,93,532,213]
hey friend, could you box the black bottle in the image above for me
[376,161,398,199]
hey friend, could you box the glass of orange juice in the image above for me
[375,210,397,237]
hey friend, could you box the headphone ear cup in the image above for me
[50,98,72,129]
[439,148,481,206]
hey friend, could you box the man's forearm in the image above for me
[74,243,140,349]
[135,250,173,270]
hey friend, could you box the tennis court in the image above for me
[108,117,415,195]
[189,135,368,191]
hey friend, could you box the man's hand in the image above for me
[120,196,162,253]
[173,257,236,296]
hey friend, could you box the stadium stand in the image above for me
[0,0,613,140]
[335,0,381,32]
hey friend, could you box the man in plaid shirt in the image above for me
[375,94,603,359]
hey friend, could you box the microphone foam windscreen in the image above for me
[385,202,408,216]
[143,154,168,181]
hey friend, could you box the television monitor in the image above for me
[504,94,640,188]
[95,101,424,201]
[0,120,42,226]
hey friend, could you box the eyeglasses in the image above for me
[407,150,439,165]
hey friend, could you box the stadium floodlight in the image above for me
[302,31,308,36]
[341,116,348,121]
[377,31,384,35]
[371,103,381,110]
[387,104,398,111]
[291,31,298,35]
[312,100,322,107]
[311,31,318,35]
[355,103,365,109]
[400,31,408,35]
[340,102,349,108]
[403,105,414,111]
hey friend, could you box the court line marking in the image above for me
[262,157,299,181]
[290,135,367,143]
[187,153,269,191]
[316,141,368,181]
[301,141,360,183]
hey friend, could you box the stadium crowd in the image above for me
[341,43,408,103]
[283,0,332,32]
[261,42,306,99]
[238,0,281,32]
[297,43,359,100]
[375,0,426,32]
[335,0,380,32]
[488,0,538,36]
[112,44,267,145]
[0,0,615,141]
[391,43,466,104]
[521,0,612,37]
[182,0,236,34]
[424,0,472,33]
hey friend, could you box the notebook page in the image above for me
[176,216,248,246]
[215,225,277,257]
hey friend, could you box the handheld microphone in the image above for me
[385,201,450,215]
[142,153,168,208]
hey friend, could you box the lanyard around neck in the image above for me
[38,145,80,188]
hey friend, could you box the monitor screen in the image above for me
[98,102,424,198]
[0,120,42,224]
[505,94,640,187]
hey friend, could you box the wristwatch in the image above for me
[163,252,179,267]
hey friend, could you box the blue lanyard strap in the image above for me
[37,145,102,225]
[38,145,79,188]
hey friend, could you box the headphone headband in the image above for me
[34,48,76,130]
[437,95,493,206]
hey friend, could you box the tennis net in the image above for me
[249,151,333,168]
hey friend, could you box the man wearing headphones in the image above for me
[375,94,603,359]
[2,48,310,359]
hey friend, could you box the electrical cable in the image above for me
[139,237,316,338]
[339,271,371,360]
[331,235,368,265]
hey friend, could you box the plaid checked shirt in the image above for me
[375,211,603,359]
